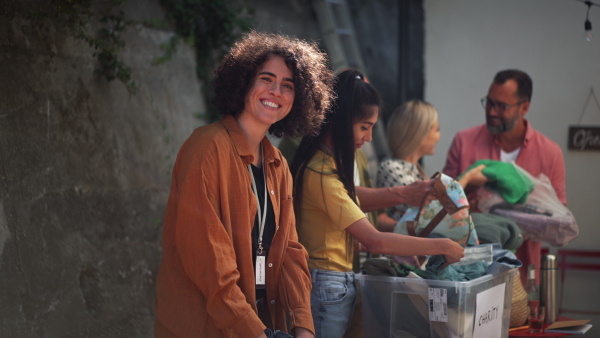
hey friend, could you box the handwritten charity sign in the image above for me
[473,283,506,338]
[568,126,600,151]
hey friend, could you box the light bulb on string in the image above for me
[576,0,599,41]
[585,1,593,41]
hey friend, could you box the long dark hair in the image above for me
[291,69,380,217]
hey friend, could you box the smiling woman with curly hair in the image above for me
[154,31,334,338]
[212,31,334,138]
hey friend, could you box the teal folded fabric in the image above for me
[397,263,427,279]
[471,212,523,250]
[461,159,534,204]
[363,258,427,278]
[425,255,489,281]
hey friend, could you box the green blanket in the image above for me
[461,159,534,204]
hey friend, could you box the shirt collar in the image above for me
[220,115,282,167]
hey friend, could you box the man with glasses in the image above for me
[442,69,566,286]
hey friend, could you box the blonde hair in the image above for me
[386,100,438,160]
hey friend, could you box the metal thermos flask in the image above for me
[540,254,558,324]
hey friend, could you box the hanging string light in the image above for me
[585,1,593,40]
[576,0,600,41]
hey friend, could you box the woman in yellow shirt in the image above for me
[291,69,465,338]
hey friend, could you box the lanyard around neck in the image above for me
[248,143,267,254]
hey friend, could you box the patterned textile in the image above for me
[394,173,479,246]
[376,159,425,221]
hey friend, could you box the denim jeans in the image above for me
[310,269,356,338]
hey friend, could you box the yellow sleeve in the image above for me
[304,168,366,231]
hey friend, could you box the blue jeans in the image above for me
[310,269,356,338]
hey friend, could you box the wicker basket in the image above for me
[510,270,529,327]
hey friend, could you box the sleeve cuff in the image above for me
[230,311,266,338]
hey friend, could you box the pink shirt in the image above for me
[443,119,566,285]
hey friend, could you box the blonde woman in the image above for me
[376,100,487,232]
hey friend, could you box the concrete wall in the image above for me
[424,0,600,330]
[0,0,203,336]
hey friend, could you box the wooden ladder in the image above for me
[311,0,366,74]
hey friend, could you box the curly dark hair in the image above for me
[211,31,335,138]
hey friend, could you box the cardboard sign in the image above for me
[473,283,506,338]
[568,126,600,151]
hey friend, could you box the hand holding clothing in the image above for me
[458,164,488,188]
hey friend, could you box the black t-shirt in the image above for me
[250,164,275,300]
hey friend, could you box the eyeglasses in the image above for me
[481,97,526,114]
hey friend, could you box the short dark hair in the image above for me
[211,31,335,138]
[493,69,533,102]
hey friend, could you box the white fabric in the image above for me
[500,147,521,162]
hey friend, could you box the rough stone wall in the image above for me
[0,0,203,336]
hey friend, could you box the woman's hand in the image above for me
[376,213,397,232]
[458,164,488,189]
[294,327,314,338]
[394,179,436,207]
[440,239,465,269]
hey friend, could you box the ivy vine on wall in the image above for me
[40,0,137,91]
[157,0,253,122]
[37,0,252,121]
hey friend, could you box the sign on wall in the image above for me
[569,88,600,151]
[568,126,600,151]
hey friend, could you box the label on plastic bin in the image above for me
[428,288,448,322]
[473,282,506,338]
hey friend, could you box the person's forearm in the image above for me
[347,218,464,265]
[355,185,402,212]
[356,179,434,212]
[348,219,444,256]
[458,174,470,189]
[377,213,396,232]
[366,232,453,257]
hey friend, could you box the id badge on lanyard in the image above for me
[255,247,266,288]
[249,144,267,289]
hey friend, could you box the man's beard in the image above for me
[486,114,518,134]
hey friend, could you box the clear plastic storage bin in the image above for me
[356,265,516,338]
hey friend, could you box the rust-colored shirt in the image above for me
[154,115,314,337]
